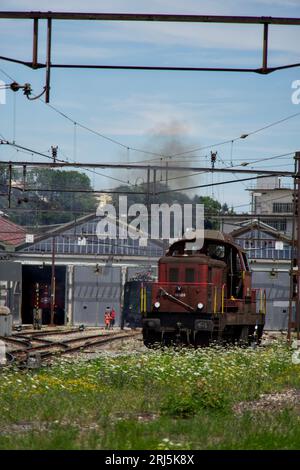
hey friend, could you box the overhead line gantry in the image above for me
[0,12,300,101]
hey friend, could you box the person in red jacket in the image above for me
[110,308,116,329]
[104,306,111,330]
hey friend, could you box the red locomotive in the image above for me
[142,230,265,346]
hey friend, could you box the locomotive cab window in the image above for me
[204,243,225,260]
[169,268,179,282]
[185,268,195,282]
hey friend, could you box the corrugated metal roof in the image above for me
[0,216,26,246]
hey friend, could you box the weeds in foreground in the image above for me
[0,341,299,449]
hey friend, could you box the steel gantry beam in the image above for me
[0,160,294,176]
[0,12,300,23]
[0,12,300,101]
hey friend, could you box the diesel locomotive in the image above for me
[141,230,265,347]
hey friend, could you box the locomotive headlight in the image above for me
[197,302,204,310]
[154,301,160,309]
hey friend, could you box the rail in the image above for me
[1,329,141,366]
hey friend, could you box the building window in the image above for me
[263,219,287,231]
[272,203,293,213]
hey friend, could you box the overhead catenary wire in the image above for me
[17,143,130,186]
[0,67,299,212]
[0,155,293,177]
[229,192,293,210]
[0,68,166,170]
[0,166,291,197]
[135,151,295,185]
[1,66,299,166]
[0,135,135,187]
[53,147,130,187]
[0,139,294,175]
[42,101,164,159]
[135,115,300,164]
[6,139,294,185]
[0,162,293,195]
[2,173,292,219]
[0,67,15,82]
[156,174,279,195]
[0,209,293,218]
[156,152,295,164]
[161,113,300,160]
[0,68,298,213]
[1,186,148,195]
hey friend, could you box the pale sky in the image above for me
[0,0,300,212]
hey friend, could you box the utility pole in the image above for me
[296,152,300,340]
[50,236,56,326]
[8,164,12,208]
[288,151,300,342]
[146,166,150,213]
[153,168,157,199]
[45,18,52,103]
[166,160,169,186]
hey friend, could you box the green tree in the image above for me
[221,202,235,215]
[1,165,235,231]
[3,168,97,226]
[193,195,222,229]
[112,183,233,231]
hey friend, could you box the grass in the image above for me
[0,341,300,449]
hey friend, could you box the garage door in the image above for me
[73,265,121,326]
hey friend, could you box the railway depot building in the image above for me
[223,176,294,331]
[0,213,162,327]
[226,219,293,330]
[0,201,295,331]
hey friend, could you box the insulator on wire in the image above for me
[9,82,32,97]
[51,145,58,162]
[211,151,217,168]
[23,83,32,97]
[10,82,21,92]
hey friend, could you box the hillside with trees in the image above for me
[0,166,234,228]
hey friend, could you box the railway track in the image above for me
[0,336,32,348]
[10,332,121,354]
[13,327,90,338]
[1,329,141,366]
[2,329,110,352]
